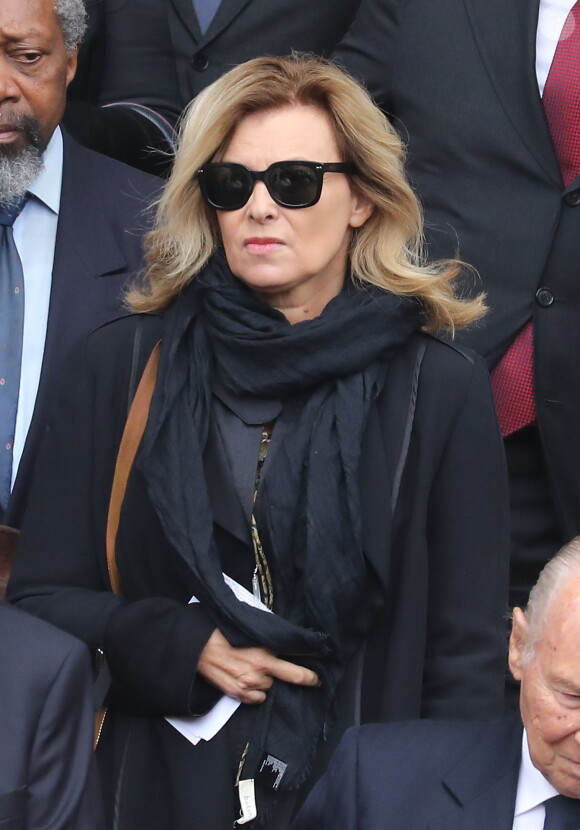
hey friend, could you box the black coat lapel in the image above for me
[462,0,561,184]
[204,420,252,545]
[358,337,426,594]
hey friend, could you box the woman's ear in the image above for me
[349,194,374,229]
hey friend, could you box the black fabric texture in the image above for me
[138,255,422,810]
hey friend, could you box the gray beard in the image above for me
[0,144,44,206]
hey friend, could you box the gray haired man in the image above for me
[0,0,159,530]
[293,538,580,829]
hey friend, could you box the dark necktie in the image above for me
[491,1,580,436]
[544,794,580,829]
[192,0,221,33]
[0,197,26,509]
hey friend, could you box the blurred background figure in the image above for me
[64,0,363,174]
[335,0,580,614]
[0,601,103,830]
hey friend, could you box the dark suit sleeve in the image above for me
[292,729,360,830]
[421,353,509,717]
[8,330,217,717]
[28,639,103,830]
[333,0,406,109]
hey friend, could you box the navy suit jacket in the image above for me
[335,0,580,538]
[4,131,159,528]
[0,601,102,829]
[293,719,523,830]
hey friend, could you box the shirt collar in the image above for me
[514,728,560,817]
[27,126,63,215]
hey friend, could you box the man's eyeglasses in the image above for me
[197,160,357,211]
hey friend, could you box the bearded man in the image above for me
[0,0,159,530]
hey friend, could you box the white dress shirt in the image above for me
[11,128,63,485]
[513,730,559,830]
[536,0,577,95]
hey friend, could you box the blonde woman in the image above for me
[10,55,509,829]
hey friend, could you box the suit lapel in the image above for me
[429,719,522,830]
[170,0,252,45]
[38,134,127,407]
[461,0,561,185]
[170,0,202,43]
[201,0,252,44]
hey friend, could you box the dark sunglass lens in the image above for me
[269,163,319,206]
[204,164,251,209]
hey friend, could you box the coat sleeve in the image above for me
[8,325,217,717]
[420,350,509,718]
[333,0,406,109]
[28,639,104,830]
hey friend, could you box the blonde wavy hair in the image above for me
[128,54,485,333]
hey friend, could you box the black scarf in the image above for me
[139,256,422,817]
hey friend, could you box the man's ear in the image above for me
[66,50,79,87]
[508,607,529,682]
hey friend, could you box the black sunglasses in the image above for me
[197,160,357,210]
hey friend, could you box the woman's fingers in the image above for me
[259,654,320,688]
[197,629,320,704]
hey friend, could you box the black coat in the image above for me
[335,0,580,540]
[293,718,523,830]
[9,310,509,828]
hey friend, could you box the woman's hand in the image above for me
[197,629,320,704]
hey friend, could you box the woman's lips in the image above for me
[244,237,285,255]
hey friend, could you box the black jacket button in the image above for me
[564,189,580,206]
[536,288,555,307]
[192,52,209,71]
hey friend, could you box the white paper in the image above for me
[165,573,272,745]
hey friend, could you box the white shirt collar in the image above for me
[514,729,560,817]
[27,126,63,215]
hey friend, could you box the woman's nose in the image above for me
[246,180,279,221]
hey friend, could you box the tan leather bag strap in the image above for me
[96,340,160,747]
[105,341,161,596]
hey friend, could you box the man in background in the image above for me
[0,600,102,829]
[63,0,363,173]
[294,537,580,828]
[335,0,580,610]
[0,0,159,530]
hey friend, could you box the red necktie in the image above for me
[491,1,580,437]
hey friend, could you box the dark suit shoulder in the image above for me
[62,130,161,196]
[89,311,165,345]
[423,332,478,365]
[85,312,165,376]
[416,332,489,403]
[0,601,89,667]
[352,717,521,777]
